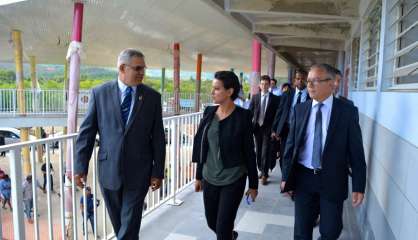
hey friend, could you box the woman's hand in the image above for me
[246,188,258,202]
[195,180,202,192]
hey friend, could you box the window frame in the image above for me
[390,0,418,89]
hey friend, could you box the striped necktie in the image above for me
[121,87,132,126]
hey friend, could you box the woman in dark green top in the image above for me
[193,71,258,240]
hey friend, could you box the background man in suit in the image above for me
[249,75,280,185]
[74,49,165,239]
[331,66,354,106]
[272,70,310,170]
[281,64,366,240]
[269,78,282,96]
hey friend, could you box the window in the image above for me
[351,38,360,89]
[394,0,418,85]
[360,2,382,89]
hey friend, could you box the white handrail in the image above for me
[0,112,202,240]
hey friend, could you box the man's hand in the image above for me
[271,132,280,140]
[150,178,162,191]
[74,173,87,189]
[194,180,202,192]
[280,181,293,198]
[246,188,258,202]
[280,181,286,192]
[352,192,364,207]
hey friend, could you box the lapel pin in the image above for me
[138,96,143,101]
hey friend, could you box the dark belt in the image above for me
[297,164,321,175]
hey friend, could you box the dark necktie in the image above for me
[258,94,267,126]
[312,103,323,169]
[121,87,132,126]
[296,91,302,104]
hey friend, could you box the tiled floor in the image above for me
[140,167,361,240]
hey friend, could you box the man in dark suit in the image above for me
[272,70,310,170]
[74,49,166,239]
[249,75,280,185]
[332,66,354,106]
[281,64,366,240]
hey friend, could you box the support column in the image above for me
[195,53,202,112]
[250,39,261,96]
[337,51,345,95]
[64,60,69,112]
[161,67,166,93]
[12,29,31,175]
[65,2,84,239]
[267,51,276,80]
[173,43,180,115]
[287,66,295,84]
[30,56,43,163]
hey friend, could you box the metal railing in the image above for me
[0,89,211,116]
[0,112,202,240]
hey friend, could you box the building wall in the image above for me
[347,0,418,239]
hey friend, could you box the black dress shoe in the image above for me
[233,231,238,240]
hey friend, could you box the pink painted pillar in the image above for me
[250,39,261,96]
[65,2,83,236]
[173,43,180,115]
[267,51,276,80]
[195,53,202,112]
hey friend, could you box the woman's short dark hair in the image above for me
[281,82,292,91]
[214,71,240,100]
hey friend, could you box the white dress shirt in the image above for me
[292,87,309,107]
[269,87,282,96]
[118,79,137,125]
[298,94,334,169]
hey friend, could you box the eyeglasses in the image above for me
[125,64,146,72]
[306,78,332,85]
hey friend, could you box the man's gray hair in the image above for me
[117,49,145,68]
[310,63,336,80]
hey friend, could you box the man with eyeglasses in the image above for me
[280,64,366,240]
[75,48,165,239]
[272,70,310,171]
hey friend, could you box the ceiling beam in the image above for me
[253,24,348,40]
[225,0,358,20]
[254,19,351,25]
[269,38,345,51]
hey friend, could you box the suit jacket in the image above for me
[282,97,366,202]
[272,88,310,135]
[249,92,280,130]
[337,95,354,106]
[192,106,258,189]
[75,80,166,190]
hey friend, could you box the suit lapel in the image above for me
[124,84,145,134]
[324,97,341,151]
[296,100,312,149]
[111,80,124,128]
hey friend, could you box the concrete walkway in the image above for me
[140,167,361,240]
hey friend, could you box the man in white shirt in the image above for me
[280,64,366,240]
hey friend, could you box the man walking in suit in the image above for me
[281,64,366,240]
[272,70,310,170]
[331,66,354,106]
[250,75,280,185]
[74,49,166,239]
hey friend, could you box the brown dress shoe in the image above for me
[261,176,268,185]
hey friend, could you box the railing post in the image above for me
[12,89,17,114]
[168,118,183,206]
[10,148,26,240]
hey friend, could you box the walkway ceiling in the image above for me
[0,0,288,76]
[217,0,360,70]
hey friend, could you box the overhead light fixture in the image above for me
[0,0,28,7]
